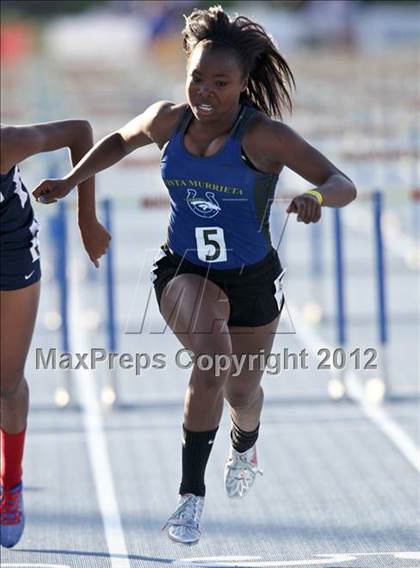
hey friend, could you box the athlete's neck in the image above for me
[190,105,241,138]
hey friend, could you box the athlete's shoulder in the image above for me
[242,111,288,173]
[146,101,188,149]
[247,112,309,149]
[242,107,313,173]
[243,110,285,140]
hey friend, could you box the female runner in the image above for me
[32,6,356,545]
[1,119,110,547]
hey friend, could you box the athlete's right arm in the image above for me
[32,101,183,203]
[1,120,94,173]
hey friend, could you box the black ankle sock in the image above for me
[179,425,219,497]
[230,420,260,453]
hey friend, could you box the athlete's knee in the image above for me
[197,351,232,383]
[190,370,226,394]
[225,384,263,411]
[190,343,233,390]
[189,333,232,363]
[0,374,27,401]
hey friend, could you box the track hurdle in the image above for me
[101,198,119,406]
[333,207,346,348]
[304,219,325,324]
[42,162,73,407]
[53,200,73,407]
[326,207,348,400]
[371,190,390,398]
[327,191,390,402]
[49,196,119,408]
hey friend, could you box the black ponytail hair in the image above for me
[182,4,295,119]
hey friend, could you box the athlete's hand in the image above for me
[32,178,73,204]
[286,194,322,224]
[79,218,111,268]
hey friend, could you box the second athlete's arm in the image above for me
[1,121,111,264]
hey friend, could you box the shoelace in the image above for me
[228,453,263,478]
[162,496,201,531]
[0,489,22,525]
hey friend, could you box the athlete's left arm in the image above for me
[269,122,357,223]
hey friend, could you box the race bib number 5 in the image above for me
[195,227,227,263]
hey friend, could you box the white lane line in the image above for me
[173,555,356,567]
[70,270,131,568]
[288,302,420,475]
[173,551,420,566]
[345,372,420,473]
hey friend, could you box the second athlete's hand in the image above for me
[79,218,111,268]
[286,194,322,223]
[32,178,73,204]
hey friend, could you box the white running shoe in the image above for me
[224,444,263,499]
[162,493,205,544]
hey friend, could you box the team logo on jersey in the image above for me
[186,190,221,218]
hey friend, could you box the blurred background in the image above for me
[1,0,420,568]
[1,0,418,400]
[0,2,419,564]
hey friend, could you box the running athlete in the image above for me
[32,6,356,545]
[0,120,110,548]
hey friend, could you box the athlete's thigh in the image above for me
[159,273,231,351]
[226,315,280,392]
[0,281,40,379]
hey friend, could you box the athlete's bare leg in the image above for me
[0,282,40,433]
[224,315,280,431]
[159,274,232,431]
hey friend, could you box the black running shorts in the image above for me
[0,187,41,291]
[151,245,284,327]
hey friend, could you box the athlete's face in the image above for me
[186,43,247,122]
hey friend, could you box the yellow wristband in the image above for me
[304,189,323,205]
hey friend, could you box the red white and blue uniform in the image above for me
[0,165,41,290]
